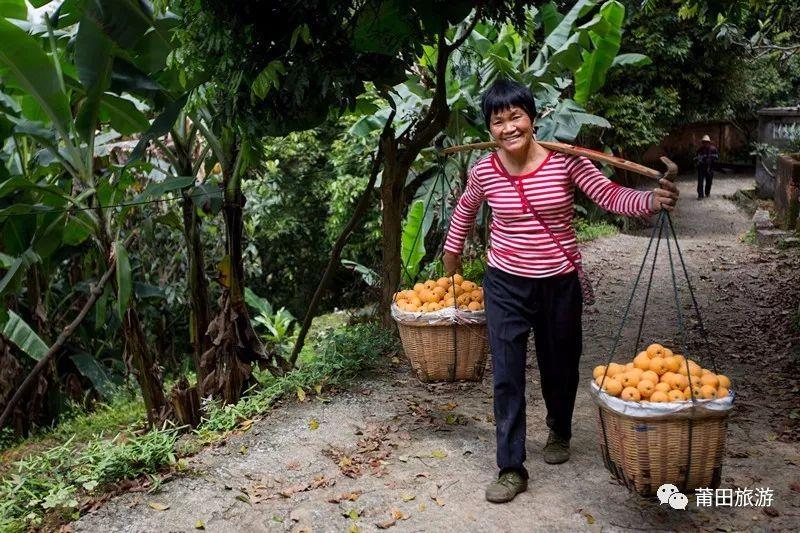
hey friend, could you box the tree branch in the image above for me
[288,109,396,367]
[443,6,483,55]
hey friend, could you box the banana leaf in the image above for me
[0,309,49,361]
[400,199,434,285]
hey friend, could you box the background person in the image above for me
[696,134,719,199]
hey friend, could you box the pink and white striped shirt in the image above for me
[444,151,655,278]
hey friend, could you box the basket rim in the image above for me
[394,317,487,327]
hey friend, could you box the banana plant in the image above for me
[0,1,181,426]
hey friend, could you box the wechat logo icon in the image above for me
[657,484,688,510]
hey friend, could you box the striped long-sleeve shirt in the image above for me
[444,151,656,278]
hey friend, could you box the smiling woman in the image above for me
[441,78,679,504]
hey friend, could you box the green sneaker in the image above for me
[543,430,570,464]
[485,470,528,503]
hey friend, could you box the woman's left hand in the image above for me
[651,178,680,212]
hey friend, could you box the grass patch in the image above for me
[740,227,757,244]
[574,217,619,242]
[1,391,145,461]
[0,427,179,532]
[0,321,397,531]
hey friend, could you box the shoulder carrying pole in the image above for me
[440,140,678,182]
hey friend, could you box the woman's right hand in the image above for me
[443,252,462,276]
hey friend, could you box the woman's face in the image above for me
[489,105,533,155]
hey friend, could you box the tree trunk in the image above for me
[0,335,29,436]
[170,377,201,428]
[376,30,461,326]
[182,193,212,385]
[379,150,409,327]
[200,172,273,403]
[123,308,171,426]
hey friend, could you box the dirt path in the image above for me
[76,174,800,532]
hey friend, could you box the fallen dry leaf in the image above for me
[418,502,426,512]
[147,502,170,511]
[308,419,319,430]
[285,460,301,470]
[194,519,205,529]
[430,450,447,459]
[327,491,362,504]
[296,387,307,402]
[391,508,410,520]
[400,492,415,502]
[376,517,396,529]
[415,472,430,478]
[430,494,445,507]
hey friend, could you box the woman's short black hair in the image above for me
[481,78,537,128]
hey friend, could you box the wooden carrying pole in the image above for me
[440,140,673,181]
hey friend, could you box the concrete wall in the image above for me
[756,107,800,198]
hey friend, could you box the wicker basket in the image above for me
[395,319,489,382]
[594,399,729,496]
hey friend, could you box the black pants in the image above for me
[697,166,713,197]
[483,266,583,479]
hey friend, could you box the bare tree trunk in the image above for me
[170,377,201,428]
[377,26,472,325]
[0,335,26,435]
[97,206,170,426]
[123,309,171,426]
[379,149,408,327]
[172,128,213,385]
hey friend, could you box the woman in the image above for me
[442,79,679,503]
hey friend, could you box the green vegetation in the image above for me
[0,428,179,532]
[574,218,620,243]
[740,228,758,244]
[1,392,144,454]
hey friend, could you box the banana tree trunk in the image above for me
[123,308,170,426]
[200,159,271,404]
[0,335,25,435]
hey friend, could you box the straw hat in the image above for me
[701,134,711,142]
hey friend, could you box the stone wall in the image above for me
[756,107,800,198]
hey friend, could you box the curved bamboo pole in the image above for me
[439,140,675,181]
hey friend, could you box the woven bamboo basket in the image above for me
[395,319,489,382]
[594,401,729,496]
